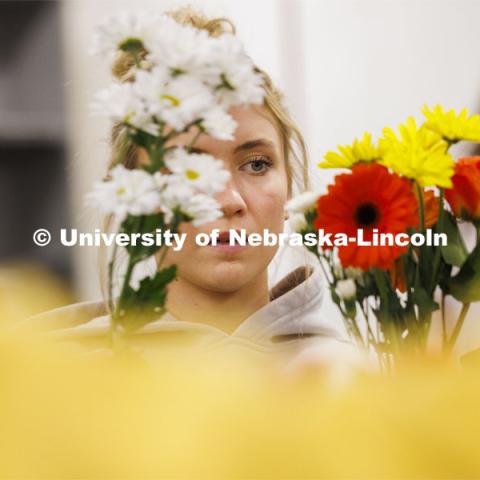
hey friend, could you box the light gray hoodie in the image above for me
[20,265,370,371]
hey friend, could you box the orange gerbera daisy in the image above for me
[420,189,439,229]
[315,163,419,271]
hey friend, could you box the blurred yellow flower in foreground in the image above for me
[0,262,74,324]
[0,326,478,479]
[319,132,381,169]
[380,117,455,188]
[1,265,479,478]
[422,104,480,143]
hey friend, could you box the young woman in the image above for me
[23,7,369,373]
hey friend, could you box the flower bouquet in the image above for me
[84,12,265,347]
[288,106,480,369]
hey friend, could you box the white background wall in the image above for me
[60,0,480,355]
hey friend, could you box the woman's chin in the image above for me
[200,261,252,292]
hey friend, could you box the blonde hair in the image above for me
[99,6,311,305]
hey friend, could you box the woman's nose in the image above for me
[215,179,247,218]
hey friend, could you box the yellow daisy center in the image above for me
[186,169,200,180]
[161,94,181,107]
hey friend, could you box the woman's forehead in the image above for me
[171,105,281,152]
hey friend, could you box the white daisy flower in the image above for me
[214,63,265,109]
[134,69,215,132]
[285,191,319,213]
[165,148,230,195]
[153,172,194,224]
[160,75,215,132]
[155,175,223,226]
[180,193,224,226]
[84,164,161,222]
[90,10,161,59]
[207,34,265,108]
[201,107,237,140]
[147,20,216,79]
[90,82,158,135]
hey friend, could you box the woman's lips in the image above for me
[208,243,247,253]
[207,229,248,253]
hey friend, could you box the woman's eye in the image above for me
[241,156,273,174]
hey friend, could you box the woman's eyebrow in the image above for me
[233,139,275,153]
[189,147,207,154]
[186,139,275,155]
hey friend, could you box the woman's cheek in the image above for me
[247,177,288,233]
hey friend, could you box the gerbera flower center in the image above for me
[354,202,380,227]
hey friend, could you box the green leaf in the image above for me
[418,242,435,286]
[402,253,417,289]
[120,213,166,261]
[410,286,439,317]
[144,144,167,173]
[446,242,480,303]
[371,268,405,328]
[440,211,468,267]
[128,128,157,151]
[344,298,357,319]
[355,273,378,303]
[304,208,317,225]
[118,265,177,331]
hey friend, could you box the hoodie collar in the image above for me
[48,265,344,348]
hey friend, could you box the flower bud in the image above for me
[344,266,363,279]
[336,279,356,300]
[445,156,480,221]
[289,213,307,232]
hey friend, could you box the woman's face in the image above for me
[157,104,289,293]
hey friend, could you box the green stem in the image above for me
[358,300,376,347]
[430,188,445,293]
[372,268,402,362]
[118,260,135,305]
[475,221,480,244]
[109,256,135,353]
[441,291,447,351]
[107,242,118,314]
[110,216,144,347]
[413,182,425,294]
[372,268,390,312]
[318,255,334,286]
[415,182,425,232]
[446,303,470,352]
[420,311,433,351]
[186,127,203,153]
[347,312,366,348]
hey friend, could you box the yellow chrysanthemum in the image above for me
[422,104,480,143]
[318,132,380,169]
[379,117,454,188]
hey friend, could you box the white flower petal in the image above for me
[285,192,319,213]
